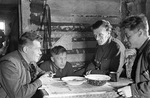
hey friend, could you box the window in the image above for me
[0,21,5,33]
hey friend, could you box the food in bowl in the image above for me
[85,74,110,86]
[61,76,86,85]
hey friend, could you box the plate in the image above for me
[61,76,86,85]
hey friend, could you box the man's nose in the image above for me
[61,60,64,63]
[39,50,42,55]
[124,36,128,42]
[96,36,100,40]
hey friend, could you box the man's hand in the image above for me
[42,71,56,77]
[117,86,132,97]
[125,49,136,58]
[48,71,56,78]
[38,73,53,85]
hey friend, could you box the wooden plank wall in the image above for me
[21,0,128,68]
[22,0,122,68]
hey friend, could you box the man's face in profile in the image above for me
[26,40,42,62]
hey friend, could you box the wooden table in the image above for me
[38,78,132,98]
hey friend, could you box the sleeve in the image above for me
[39,61,52,72]
[130,82,149,98]
[66,62,74,76]
[109,42,125,76]
[109,48,120,72]
[0,61,42,98]
[130,52,150,98]
[36,63,45,73]
[85,62,95,72]
[85,62,104,74]
[36,65,46,78]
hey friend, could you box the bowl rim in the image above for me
[61,76,86,82]
[85,74,111,81]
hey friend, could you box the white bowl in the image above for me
[62,76,86,85]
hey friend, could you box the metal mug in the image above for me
[109,72,119,82]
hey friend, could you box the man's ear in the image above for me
[23,46,28,53]
[51,57,54,62]
[138,29,143,37]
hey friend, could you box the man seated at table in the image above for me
[40,45,83,78]
[0,31,52,98]
[117,14,150,98]
[85,19,125,76]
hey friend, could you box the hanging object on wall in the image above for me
[39,0,52,54]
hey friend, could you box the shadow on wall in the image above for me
[6,16,19,54]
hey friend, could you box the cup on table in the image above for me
[109,72,119,82]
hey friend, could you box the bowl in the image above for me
[61,76,86,85]
[85,74,110,86]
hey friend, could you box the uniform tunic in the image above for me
[86,37,125,75]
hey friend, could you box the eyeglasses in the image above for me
[125,29,140,40]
